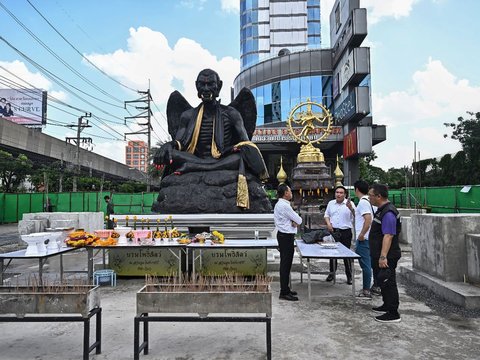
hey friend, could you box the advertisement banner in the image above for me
[197,249,267,275]
[0,88,46,127]
[109,248,180,276]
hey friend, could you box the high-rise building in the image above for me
[234,0,386,186]
[240,0,321,70]
[125,140,148,172]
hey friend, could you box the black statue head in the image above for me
[195,69,222,103]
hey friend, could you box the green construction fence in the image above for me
[389,185,480,213]
[0,192,158,223]
[1,186,479,224]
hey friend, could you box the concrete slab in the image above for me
[401,265,480,310]
[0,224,479,359]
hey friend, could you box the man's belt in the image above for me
[333,228,351,232]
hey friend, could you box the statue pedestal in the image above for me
[152,170,272,214]
[291,161,335,229]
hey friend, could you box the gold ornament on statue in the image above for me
[334,154,344,186]
[276,156,288,184]
[286,99,333,163]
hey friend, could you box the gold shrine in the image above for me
[284,99,343,227]
[286,99,333,163]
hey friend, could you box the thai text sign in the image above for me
[109,248,179,276]
[252,126,342,143]
[198,249,267,275]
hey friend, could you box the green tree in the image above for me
[0,150,33,192]
[444,111,480,182]
[359,151,388,185]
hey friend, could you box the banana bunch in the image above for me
[153,230,163,239]
[161,228,181,238]
[93,237,118,246]
[177,237,191,244]
[211,230,225,244]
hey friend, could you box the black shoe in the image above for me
[370,286,381,296]
[289,290,298,296]
[375,312,401,323]
[347,278,352,285]
[372,305,388,313]
[279,293,299,301]
[326,274,334,282]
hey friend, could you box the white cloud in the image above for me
[0,60,67,101]
[220,0,239,13]
[180,0,207,11]
[93,140,127,164]
[361,0,419,24]
[372,58,480,169]
[321,0,417,46]
[85,27,240,144]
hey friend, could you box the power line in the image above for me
[0,1,127,107]
[0,36,131,123]
[0,73,128,139]
[26,0,138,93]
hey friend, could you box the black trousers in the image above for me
[372,257,399,314]
[329,228,352,279]
[277,231,295,295]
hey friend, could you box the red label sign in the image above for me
[343,128,358,159]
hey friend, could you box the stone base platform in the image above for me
[400,265,480,310]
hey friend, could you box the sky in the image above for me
[0,0,479,171]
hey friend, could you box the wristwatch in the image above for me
[379,256,386,260]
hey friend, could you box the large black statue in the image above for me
[152,69,271,214]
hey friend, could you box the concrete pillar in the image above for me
[411,214,480,282]
[466,234,480,284]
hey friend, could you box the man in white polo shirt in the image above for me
[274,184,302,301]
[347,180,375,298]
[324,185,354,284]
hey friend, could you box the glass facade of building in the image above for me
[240,0,321,70]
[251,75,332,125]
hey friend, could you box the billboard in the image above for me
[0,89,47,127]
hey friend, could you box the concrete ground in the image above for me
[1,223,479,360]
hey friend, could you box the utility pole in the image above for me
[66,112,92,192]
[124,89,153,192]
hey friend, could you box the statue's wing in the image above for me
[166,91,193,139]
[229,87,257,140]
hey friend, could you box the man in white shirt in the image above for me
[274,184,302,301]
[347,180,374,298]
[324,185,354,284]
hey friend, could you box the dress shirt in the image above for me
[274,198,302,234]
[324,198,353,229]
